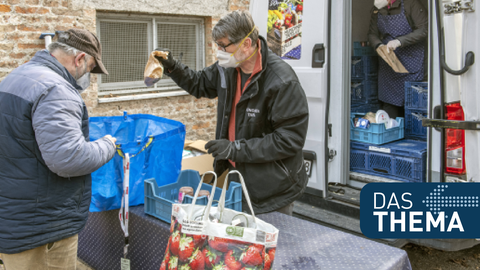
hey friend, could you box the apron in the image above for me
[377,0,424,106]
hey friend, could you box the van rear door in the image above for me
[422,0,477,182]
[250,0,330,194]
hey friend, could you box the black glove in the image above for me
[205,139,234,160]
[153,48,176,70]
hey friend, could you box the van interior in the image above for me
[348,0,430,187]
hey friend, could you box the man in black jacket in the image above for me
[157,10,309,215]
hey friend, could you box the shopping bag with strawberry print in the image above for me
[159,170,279,270]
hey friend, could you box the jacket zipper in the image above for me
[262,131,289,178]
[218,65,228,139]
[297,162,305,174]
[274,160,290,178]
[219,84,228,139]
[225,70,260,139]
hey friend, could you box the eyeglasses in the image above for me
[216,41,235,52]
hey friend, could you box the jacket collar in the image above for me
[237,35,269,98]
[31,50,83,91]
[250,36,268,91]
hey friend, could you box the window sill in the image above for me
[97,89,189,103]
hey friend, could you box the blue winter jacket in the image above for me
[0,50,115,254]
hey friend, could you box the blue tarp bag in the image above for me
[88,112,185,212]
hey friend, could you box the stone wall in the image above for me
[0,0,250,141]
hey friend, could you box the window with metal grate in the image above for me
[96,14,205,99]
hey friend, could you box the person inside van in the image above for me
[368,0,428,118]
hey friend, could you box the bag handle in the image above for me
[411,112,426,121]
[411,85,428,94]
[116,136,154,158]
[188,171,218,220]
[217,170,257,226]
[352,59,362,66]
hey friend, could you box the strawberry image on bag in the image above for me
[159,171,279,270]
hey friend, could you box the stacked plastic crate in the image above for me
[349,46,427,182]
[351,42,380,114]
[350,139,427,182]
[404,82,428,140]
[349,81,429,182]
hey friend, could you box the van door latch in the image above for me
[312,43,325,68]
[422,118,480,130]
[444,0,475,14]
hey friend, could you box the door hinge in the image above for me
[444,0,475,14]
[328,149,337,161]
[328,123,332,137]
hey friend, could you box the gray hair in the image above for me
[213,10,259,46]
[48,33,92,60]
[47,42,81,55]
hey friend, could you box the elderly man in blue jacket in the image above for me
[0,29,116,269]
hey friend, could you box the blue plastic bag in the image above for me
[89,112,185,212]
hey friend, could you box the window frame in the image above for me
[96,13,205,100]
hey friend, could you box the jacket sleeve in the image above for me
[368,8,384,49]
[32,85,116,178]
[165,61,222,99]
[232,81,309,163]
[397,0,428,47]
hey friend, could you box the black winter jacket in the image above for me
[167,36,309,213]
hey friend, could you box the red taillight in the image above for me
[445,102,466,174]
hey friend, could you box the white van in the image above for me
[250,0,478,251]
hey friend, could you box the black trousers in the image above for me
[380,101,404,119]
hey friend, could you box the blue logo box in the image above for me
[360,183,480,239]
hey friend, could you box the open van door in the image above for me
[250,0,330,196]
[422,0,477,183]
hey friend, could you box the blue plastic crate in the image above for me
[353,41,377,56]
[352,56,378,80]
[351,103,380,114]
[405,108,428,141]
[144,170,242,223]
[405,81,428,110]
[351,80,378,104]
[350,113,404,145]
[350,139,427,182]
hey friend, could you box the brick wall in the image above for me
[0,0,250,141]
[0,0,96,77]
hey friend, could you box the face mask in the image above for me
[75,59,91,91]
[216,26,257,68]
[374,0,389,9]
[76,72,91,92]
[217,50,241,68]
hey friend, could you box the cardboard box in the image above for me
[182,140,228,189]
